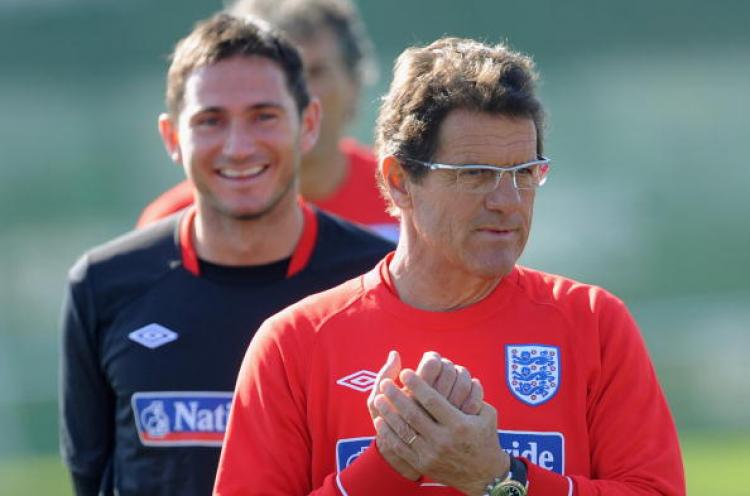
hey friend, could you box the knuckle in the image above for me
[403,408,421,427]
[422,395,440,412]
[396,423,411,440]
[454,422,469,437]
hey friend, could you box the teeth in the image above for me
[220,165,266,178]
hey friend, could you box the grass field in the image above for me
[0,433,746,494]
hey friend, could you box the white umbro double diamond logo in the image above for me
[336,370,378,393]
[129,324,179,349]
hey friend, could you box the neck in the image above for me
[388,240,502,312]
[299,140,348,201]
[192,195,303,266]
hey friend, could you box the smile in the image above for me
[217,165,269,179]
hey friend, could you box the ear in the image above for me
[299,97,322,154]
[380,155,412,210]
[158,113,182,165]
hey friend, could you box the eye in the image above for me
[516,165,535,175]
[193,114,222,128]
[461,168,496,178]
[255,111,280,123]
[460,168,484,176]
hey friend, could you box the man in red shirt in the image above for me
[215,37,686,495]
[138,0,398,240]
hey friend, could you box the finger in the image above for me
[373,417,421,480]
[400,368,459,426]
[433,358,457,398]
[446,365,471,409]
[415,351,443,387]
[373,416,421,467]
[477,400,498,424]
[460,378,484,415]
[373,393,419,446]
[368,350,401,419]
[380,378,438,436]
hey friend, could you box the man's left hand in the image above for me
[372,369,510,496]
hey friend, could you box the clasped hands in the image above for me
[367,351,510,496]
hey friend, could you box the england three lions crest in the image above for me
[506,344,560,406]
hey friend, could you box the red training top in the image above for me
[214,254,685,495]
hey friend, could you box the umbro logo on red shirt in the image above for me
[336,370,378,392]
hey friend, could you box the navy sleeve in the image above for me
[59,255,114,496]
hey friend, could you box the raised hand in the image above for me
[415,351,483,415]
[373,370,509,495]
[367,351,488,483]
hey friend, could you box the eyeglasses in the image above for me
[403,156,551,194]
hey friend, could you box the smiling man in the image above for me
[59,15,394,496]
[215,38,686,495]
[137,0,399,240]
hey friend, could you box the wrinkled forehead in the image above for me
[434,110,537,165]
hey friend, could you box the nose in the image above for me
[223,121,255,161]
[484,172,525,210]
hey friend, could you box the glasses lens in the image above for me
[456,168,499,193]
[514,165,538,190]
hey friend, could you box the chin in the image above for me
[216,201,274,221]
[464,253,517,279]
[222,188,294,221]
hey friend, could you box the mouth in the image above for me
[217,164,269,180]
[476,226,517,237]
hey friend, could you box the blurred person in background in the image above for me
[59,14,394,496]
[137,0,399,241]
[214,37,685,495]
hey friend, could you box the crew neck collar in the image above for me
[177,198,318,279]
[362,253,520,330]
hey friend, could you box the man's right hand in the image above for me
[367,350,485,480]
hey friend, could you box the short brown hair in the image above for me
[165,13,310,119]
[227,0,376,86]
[376,37,545,185]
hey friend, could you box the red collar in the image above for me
[179,199,318,278]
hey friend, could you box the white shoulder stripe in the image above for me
[566,475,573,496]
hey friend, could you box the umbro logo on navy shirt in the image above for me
[129,323,179,349]
[336,370,378,392]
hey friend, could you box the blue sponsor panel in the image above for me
[336,430,564,475]
[131,391,233,447]
[499,430,564,474]
[336,437,373,472]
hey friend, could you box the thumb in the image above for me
[367,350,401,418]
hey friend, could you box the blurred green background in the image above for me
[1,0,748,493]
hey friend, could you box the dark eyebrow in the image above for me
[246,102,286,112]
[194,102,286,114]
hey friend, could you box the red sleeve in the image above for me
[213,316,420,496]
[136,180,194,228]
[525,294,685,496]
